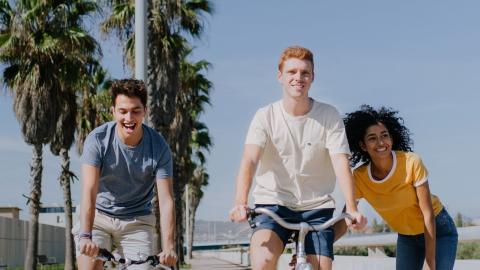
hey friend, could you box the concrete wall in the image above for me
[0,216,66,267]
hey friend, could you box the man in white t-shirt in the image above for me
[229,46,367,270]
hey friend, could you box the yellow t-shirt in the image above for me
[353,151,443,235]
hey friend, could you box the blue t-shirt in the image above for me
[81,121,173,218]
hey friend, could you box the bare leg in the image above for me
[77,255,104,270]
[307,254,332,270]
[250,229,285,270]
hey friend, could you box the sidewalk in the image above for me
[186,257,251,270]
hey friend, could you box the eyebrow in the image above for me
[117,106,144,110]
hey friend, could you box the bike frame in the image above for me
[95,248,174,270]
[248,207,353,269]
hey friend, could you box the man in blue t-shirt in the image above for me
[74,79,177,269]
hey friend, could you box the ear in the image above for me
[277,70,282,82]
[311,71,315,82]
[111,106,115,114]
[359,141,367,151]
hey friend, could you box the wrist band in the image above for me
[78,232,92,239]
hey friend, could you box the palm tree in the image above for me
[0,1,100,268]
[50,89,78,270]
[169,50,212,263]
[101,0,213,261]
[186,121,211,259]
[76,62,113,155]
[101,0,212,136]
[48,3,101,269]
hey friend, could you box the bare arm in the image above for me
[80,164,100,232]
[333,204,349,242]
[330,153,367,230]
[79,164,100,256]
[156,177,177,266]
[416,182,436,270]
[156,177,175,251]
[229,144,263,222]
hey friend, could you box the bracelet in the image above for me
[78,232,92,240]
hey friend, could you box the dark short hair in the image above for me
[343,105,413,166]
[110,79,147,107]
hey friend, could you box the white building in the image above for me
[39,204,79,228]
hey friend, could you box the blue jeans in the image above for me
[396,208,458,270]
[252,204,335,258]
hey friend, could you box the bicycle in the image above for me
[247,207,353,270]
[95,248,175,270]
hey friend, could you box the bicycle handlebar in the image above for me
[247,207,354,232]
[96,248,173,270]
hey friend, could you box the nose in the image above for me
[378,137,386,146]
[294,72,302,80]
[125,112,132,121]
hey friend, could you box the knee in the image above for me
[251,253,277,270]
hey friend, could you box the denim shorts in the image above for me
[252,204,335,258]
[396,208,458,270]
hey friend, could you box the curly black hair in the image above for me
[343,105,413,167]
[110,79,147,107]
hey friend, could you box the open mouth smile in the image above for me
[122,123,137,133]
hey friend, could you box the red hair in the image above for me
[278,46,314,72]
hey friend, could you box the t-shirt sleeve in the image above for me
[411,154,429,187]
[81,133,102,167]
[325,108,351,155]
[245,109,268,147]
[156,140,173,180]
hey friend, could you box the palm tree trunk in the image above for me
[24,143,43,270]
[188,199,195,259]
[152,189,162,252]
[173,179,185,266]
[60,148,75,270]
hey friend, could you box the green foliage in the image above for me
[455,212,464,227]
[457,242,480,259]
[455,212,474,227]
[383,245,396,257]
[334,246,368,256]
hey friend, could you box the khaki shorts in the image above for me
[72,210,156,269]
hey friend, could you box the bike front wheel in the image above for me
[295,262,313,270]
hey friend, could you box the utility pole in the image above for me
[135,0,149,125]
[185,184,191,260]
[135,0,147,82]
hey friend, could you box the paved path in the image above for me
[186,257,251,270]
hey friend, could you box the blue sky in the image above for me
[0,1,479,222]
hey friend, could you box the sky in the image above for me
[0,1,479,223]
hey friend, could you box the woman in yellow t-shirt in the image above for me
[342,105,458,270]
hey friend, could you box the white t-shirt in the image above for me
[245,99,350,210]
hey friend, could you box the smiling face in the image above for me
[112,94,146,145]
[277,58,314,100]
[360,122,393,161]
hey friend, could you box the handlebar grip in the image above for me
[146,255,160,266]
[97,248,115,261]
[246,208,258,229]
